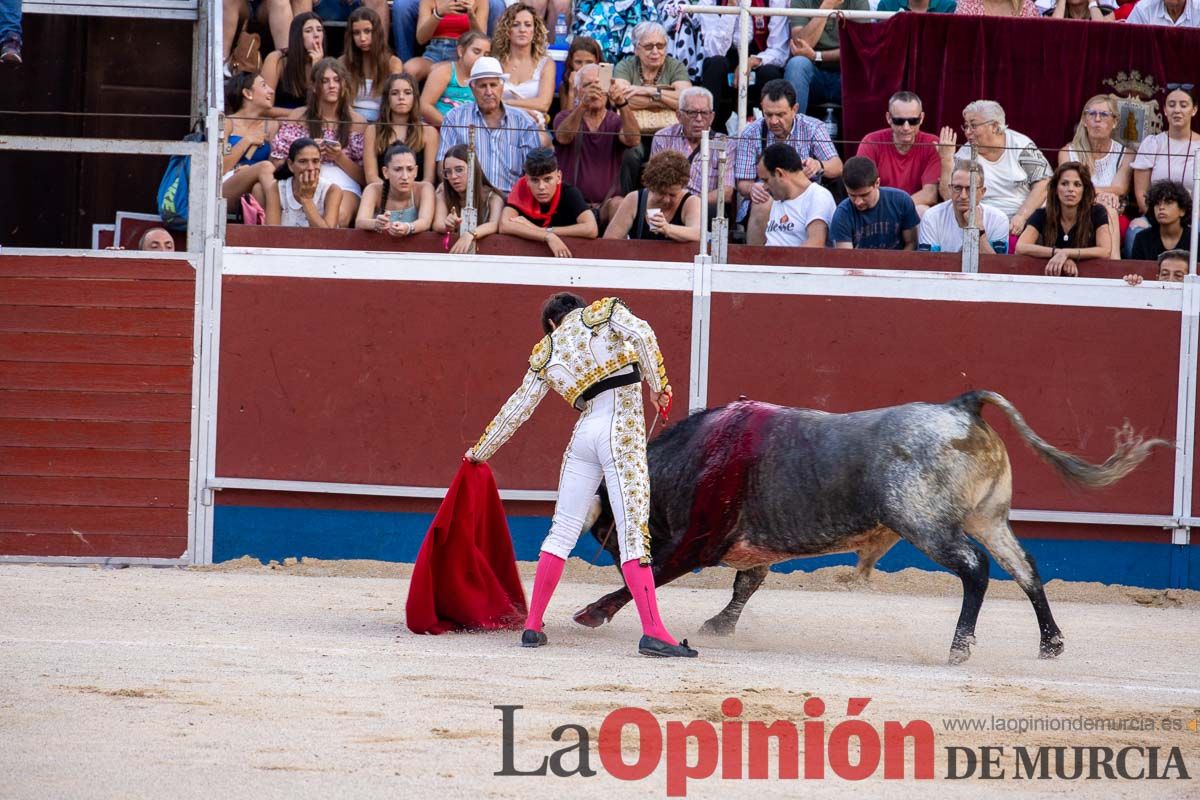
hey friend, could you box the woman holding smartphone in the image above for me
[405,0,489,82]
[355,144,436,236]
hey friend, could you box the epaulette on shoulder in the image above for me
[529,335,552,372]
[582,296,624,328]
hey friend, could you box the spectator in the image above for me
[604,150,703,242]
[418,30,491,127]
[559,36,602,112]
[436,56,544,193]
[919,164,1010,253]
[613,21,693,126]
[695,0,791,134]
[1126,249,1190,284]
[271,58,368,227]
[1048,0,1113,17]
[1126,0,1200,26]
[340,6,405,122]
[856,91,943,209]
[222,72,281,210]
[876,0,957,11]
[494,4,555,124]
[316,2,392,42]
[262,12,325,113]
[736,79,842,237]
[944,100,1051,237]
[224,1,304,71]
[553,63,641,223]
[650,87,737,212]
[1059,94,1132,214]
[393,0,505,62]
[433,143,505,253]
[365,72,438,182]
[0,0,21,64]
[1128,85,1200,251]
[404,0,488,82]
[748,142,836,247]
[1131,180,1193,261]
[139,228,176,252]
[266,137,344,227]
[786,0,869,117]
[521,0,571,28]
[574,0,658,63]
[831,156,920,250]
[1016,162,1113,275]
[955,0,1040,14]
[500,148,598,258]
[354,143,436,235]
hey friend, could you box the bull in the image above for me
[574,391,1168,663]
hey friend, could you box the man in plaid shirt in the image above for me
[735,79,842,235]
[650,87,736,213]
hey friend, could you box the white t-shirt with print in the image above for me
[918,200,1011,253]
[765,183,837,247]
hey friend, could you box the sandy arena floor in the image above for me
[2,559,1198,799]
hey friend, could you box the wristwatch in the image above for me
[654,88,663,102]
[545,226,555,241]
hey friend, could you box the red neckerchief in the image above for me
[506,176,562,226]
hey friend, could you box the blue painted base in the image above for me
[213,506,1200,590]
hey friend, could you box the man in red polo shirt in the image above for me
[855,91,946,212]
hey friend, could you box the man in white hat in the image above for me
[436,56,547,194]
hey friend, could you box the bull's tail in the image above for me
[952,390,1172,489]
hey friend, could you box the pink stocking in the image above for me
[621,559,677,645]
[524,551,566,632]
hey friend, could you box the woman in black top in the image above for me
[603,150,702,242]
[1016,161,1112,276]
[1131,180,1192,262]
[261,12,325,115]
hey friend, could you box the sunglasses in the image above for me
[1167,82,1195,91]
[889,116,920,127]
[638,41,668,51]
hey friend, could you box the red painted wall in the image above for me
[707,294,1178,516]
[216,278,693,491]
[0,256,193,558]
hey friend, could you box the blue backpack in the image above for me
[157,130,205,231]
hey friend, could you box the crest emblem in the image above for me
[1103,71,1164,149]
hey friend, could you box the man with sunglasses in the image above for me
[856,91,945,211]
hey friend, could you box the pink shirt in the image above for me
[955,0,1040,14]
[856,129,941,196]
[270,121,365,165]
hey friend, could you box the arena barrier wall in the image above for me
[0,253,198,564]
[2,236,1197,589]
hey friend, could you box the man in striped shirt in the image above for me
[436,57,546,194]
[650,87,736,213]
[735,79,841,235]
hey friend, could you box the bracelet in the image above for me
[432,7,443,19]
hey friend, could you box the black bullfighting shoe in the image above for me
[521,629,548,648]
[638,636,698,658]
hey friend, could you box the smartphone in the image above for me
[389,210,404,223]
[322,137,338,147]
[597,62,613,94]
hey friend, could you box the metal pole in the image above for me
[1190,169,1199,275]
[736,0,751,135]
[712,135,729,264]
[961,149,980,274]
[462,125,478,251]
[699,129,711,258]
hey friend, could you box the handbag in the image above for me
[634,107,677,134]
[230,29,262,74]
[240,193,266,225]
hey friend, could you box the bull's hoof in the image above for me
[573,605,610,628]
[948,634,976,665]
[1038,635,1065,660]
[699,617,736,637]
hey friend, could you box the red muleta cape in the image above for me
[405,461,527,634]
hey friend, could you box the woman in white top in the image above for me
[1131,86,1200,216]
[493,4,555,124]
[1059,94,1132,211]
[340,6,404,123]
[266,138,343,228]
[952,99,1052,236]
